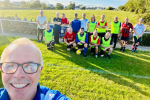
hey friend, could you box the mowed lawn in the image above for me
[0,36,150,99]
[0,10,138,25]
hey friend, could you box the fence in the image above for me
[0,18,70,37]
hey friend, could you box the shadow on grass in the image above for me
[46,43,150,98]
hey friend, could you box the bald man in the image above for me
[36,10,47,43]
[110,16,121,50]
[64,27,76,51]
[96,15,107,39]
[132,18,145,53]
[89,31,100,58]
[120,18,133,52]
[0,38,70,100]
[43,24,55,51]
[100,32,113,59]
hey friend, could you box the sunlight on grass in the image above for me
[114,50,150,63]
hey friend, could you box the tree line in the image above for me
[0,0,112,10]
[118,0,150,26]
[0,0,76,10]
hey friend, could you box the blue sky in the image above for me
[8,0,128,8]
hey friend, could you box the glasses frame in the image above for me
[0,62,41,74]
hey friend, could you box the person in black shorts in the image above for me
[100,32,113,59]
[120,18,133,52]
[96,15,107,39]
[64,27,76,51]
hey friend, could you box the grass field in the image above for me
[0,10,138,26]
[0,36,150,100]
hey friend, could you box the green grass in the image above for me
[0,36,150,100]
[0,10,138,26]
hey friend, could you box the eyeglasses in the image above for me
[0,62,41,74]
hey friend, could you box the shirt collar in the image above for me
[0,88,9,100]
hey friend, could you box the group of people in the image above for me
[0,10,146,99]
[36,10,145,59]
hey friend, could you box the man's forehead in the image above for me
[1,38,40,61]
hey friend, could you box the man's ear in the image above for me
[40,66,43,72]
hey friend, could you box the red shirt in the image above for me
[61,18,69,24]
[89,36,100,44]
[121,22,133,37]
[64,32,76,43]
[98,21,107,26]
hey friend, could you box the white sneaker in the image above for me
[101,55,104,57]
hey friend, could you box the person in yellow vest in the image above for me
[76,28,88,57]
[89,31,100,58]
[43,24,55,51]
[87,15,97,46]
[96,15,107,39]
[100,32,113,59]
[110,16,121,49]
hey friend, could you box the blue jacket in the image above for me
[76,32,88,44]
[71,19,81,32]
[0,84,70,100]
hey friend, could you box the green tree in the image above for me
[68,1,75,10]
[106,6,115,10]
[4,0,10,7]
[118,5,125,10]
[42,3,47,9]
[19,1,26,5]
[81,6,86,10]
[30,0,41,8]
[55,3,64,10]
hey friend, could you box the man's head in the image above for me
[93,31,98,37]
[82,13,86,19]
[101,15,105,21]
[0,38,43,100]
[80,28,84,34]
[105,32,111,39]
[62,13,65,19]
[74,13,78,19]
[56,12,59,18]
[125,17,129,23]
[114,16,118,22]
[40,10,43,16]
[68,27,73,34]
[46,24,50,31]
[139,18,143,25]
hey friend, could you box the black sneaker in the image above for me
[107,55,110,59]
[51,47,54,51]
[84,54,87,57]
[47,48,50,50]
[120,47,123,51]
[123,49,125,52]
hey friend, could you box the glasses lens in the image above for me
[2,63,17,73]
[23,63,39,73]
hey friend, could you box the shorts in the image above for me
[46,41,55,48]
[121,36,129,41]
[78,44,84,49]
[100,48,110,55]
[133,36,142,43]
[67,44,73,49]
[98,33,105,38]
